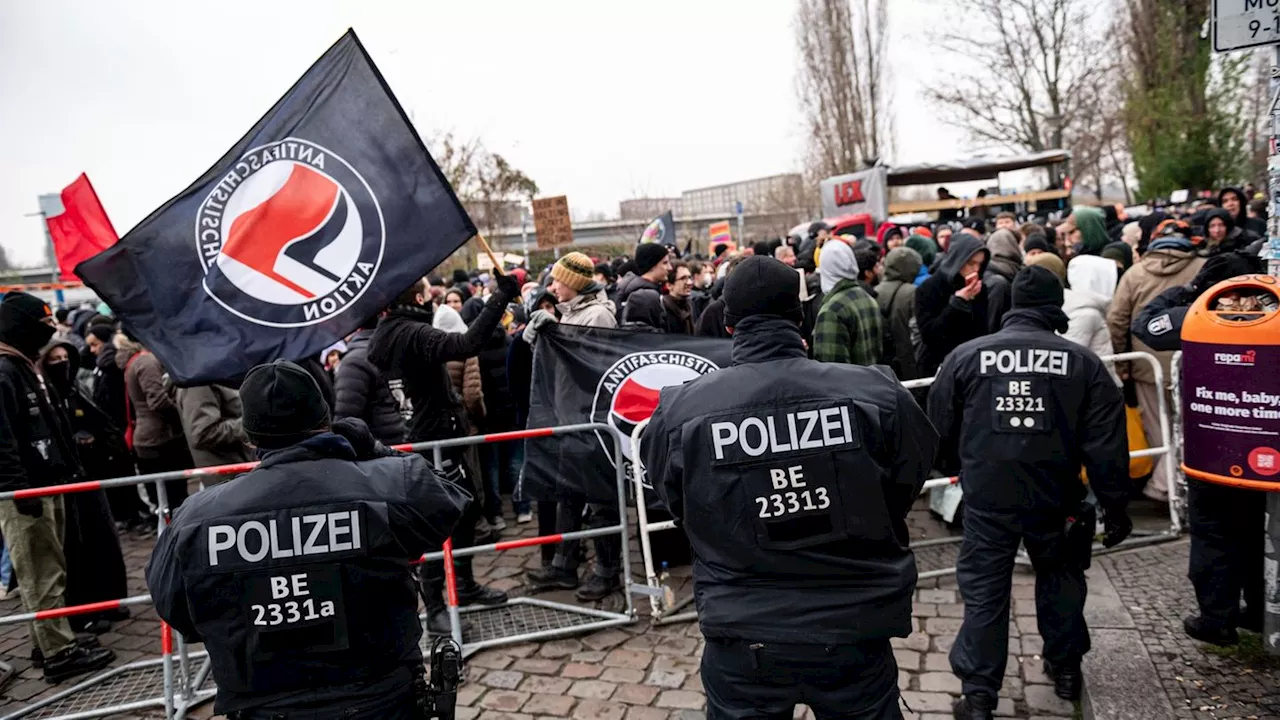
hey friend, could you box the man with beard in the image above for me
[0,292,115,682]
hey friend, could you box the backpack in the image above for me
[881,283,905,375]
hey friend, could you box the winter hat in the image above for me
[1025,251,1067,284]
[723,256,803,327]
[550,251,596,292]
[905,234,938,268]
[634,243,669,275]
[1022,234,1053,255]
[0,291,56,359]
[240,360,331,450]
[54,307,70,324]
[1011,265,1064,309]
[451,269,470,285]
[1101,241,1133,270]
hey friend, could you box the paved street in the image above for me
[0,489,1272,720]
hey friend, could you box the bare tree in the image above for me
[428,132,539,266]
[794,0,890,179]
[924,0,1106,154]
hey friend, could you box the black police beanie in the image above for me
[240,360,331,449]
[634,243,669,275]
[1011,265,1064,309]
[723,256,803,327]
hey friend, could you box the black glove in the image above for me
[331,417,395,460]
[14,497,43,518]
[494,273,521,301]
[1101,505,1132,548]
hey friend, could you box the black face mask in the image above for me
[0,309,55,360]
[43,361,72,393]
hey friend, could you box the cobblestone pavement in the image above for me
[1098,541,1280,720]
[0,486,1177,720]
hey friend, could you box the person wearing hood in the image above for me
[915,232,991,377]
[37,341,130,635]
[929,267,1131,718]
[905,234,937,286]
[984,228,1024,333]
[115,331,194,511]
[875,247,923,380]
[1219,187,1265,237]
[1202,207,1260,257]
[642,256,937,720]
[369,270,519,634]
[812,239,883,366]
[876,223,904,250]
[334,316,408,446]
[1066,206,1109,256]
[614,243,671,321]
[1101,241,1133,273]
[1106,230,1206,502]
[621,288,666,331]
[1062,255,1121,385]
[0,292,116,682]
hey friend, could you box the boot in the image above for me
[32,634,101,669]
[952,694,996,720]
[1184,615,1239,646]
[527,565,578,591]
[456,580,508,607]
[1043,659,1082,701]
[576,574,620,602]
[42,643,115,684]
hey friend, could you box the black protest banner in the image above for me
[76,30,475,386]
[522,324,732,506]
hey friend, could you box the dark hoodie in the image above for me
[1219,187,1265,237]
[622,289,666,331]
[875,247,923,380]
[1202,207,1259,257]
[914,232,991,376]
[614,273,663,322]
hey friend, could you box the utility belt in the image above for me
[226,643,461,720]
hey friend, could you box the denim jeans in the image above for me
[482,441,529,519]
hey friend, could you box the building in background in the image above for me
[619,197,682,221]
[680,173,806,217]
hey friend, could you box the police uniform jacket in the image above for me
[643,315,939,645]
[146,428,470,714]
[926,308,1129,515]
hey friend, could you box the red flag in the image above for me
[40,174,118,282]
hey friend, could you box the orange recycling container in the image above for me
[1180,274,1280,491]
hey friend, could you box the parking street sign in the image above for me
[1214,0,1280,52]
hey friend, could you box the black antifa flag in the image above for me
[522,324,732,506]
[638,211,676,246]
[75,30,475,386]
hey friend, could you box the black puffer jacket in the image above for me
[334,329,406,445]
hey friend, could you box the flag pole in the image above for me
[474,234,506,276]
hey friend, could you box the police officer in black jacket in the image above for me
[147,361,470,719]
[927,266,1133,720]
[369,273,520,634]
[643,256,939,719]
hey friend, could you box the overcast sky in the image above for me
[0,0,967,268]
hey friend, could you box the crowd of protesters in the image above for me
[0,183,1271,684]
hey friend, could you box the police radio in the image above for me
[414,637,461,719]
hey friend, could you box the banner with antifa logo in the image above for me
[522,324,732,506]
[75,30,475,386]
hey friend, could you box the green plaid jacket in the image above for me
[812,279,883,366]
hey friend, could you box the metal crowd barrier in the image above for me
[628,351,1182,625]
[0,422,638,719]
